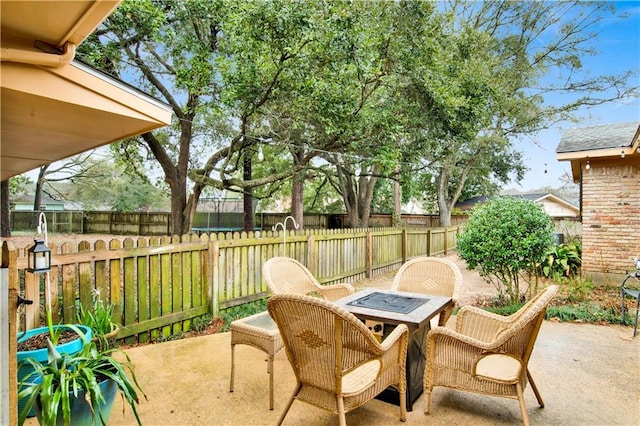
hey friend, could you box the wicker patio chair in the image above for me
[424,285,559,426]
[262,256,355,302]
[621,267,640,337]
[267,293,409,426]
[390,256,462,326]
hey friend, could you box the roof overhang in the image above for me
[1,60,172,180]
[0,0,172,181]
[557,127,640,183]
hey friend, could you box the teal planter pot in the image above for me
[35,378,118,426]
[17,325,92,417]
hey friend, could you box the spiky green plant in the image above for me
[18,325,144,426]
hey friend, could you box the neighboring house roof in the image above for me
[11,194,59,204]
[455,193,579,217]
[11,194,66,211]
[0,1,172,181]
[556,122,640,182]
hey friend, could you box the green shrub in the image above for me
[557,275,593,303]
[457,197,554,304]
[190,314,214,333]
[539,241,582,279]
[546,303,619,323]
[484,302,619,323]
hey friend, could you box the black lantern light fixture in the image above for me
[27,239,51,273]
[27,212,52,273]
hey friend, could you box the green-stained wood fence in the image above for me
[4,226,459,344]
[10,210,469,234]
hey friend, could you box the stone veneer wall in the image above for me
[581,160,640,283]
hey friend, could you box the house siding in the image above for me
[581,161,640,281]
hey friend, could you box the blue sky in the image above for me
[512,1,640,191]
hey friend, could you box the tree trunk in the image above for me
[436,171,452,227]
[436,163,472,228]
[438,198,452,227]
[1,180,10,237]
[167,165,189,236]
[393,166,402,227]
[290,149,305,230]
[33,165,48,211]
[142,127,193,236]
[170,190,188,236]
[336,164,379,229]
[357,167,378,228]
[243,152,254,232]
[336,165,359,228]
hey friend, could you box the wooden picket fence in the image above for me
[4,226,459,344]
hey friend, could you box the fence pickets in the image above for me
[5,226,459,345]
[10,210,470,235]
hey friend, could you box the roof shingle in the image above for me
[556,122,640,153]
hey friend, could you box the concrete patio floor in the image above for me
[99,316,639,426]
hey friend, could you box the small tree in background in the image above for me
[457,197,554,304]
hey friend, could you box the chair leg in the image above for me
[399,387,407,422]
[276,384,300,426]
[337,396,347,426]
[268,355,275,410]
[424,387,432,414]
[516,382,530,426]
[229,343,235,392]
[526,369,544,408]
[621,288,627,325]
[633,296,640,337]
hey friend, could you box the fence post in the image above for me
[366,231,373,278]
[426,229,432,256]
[401,228,408,263]
[307,234,316,275]
[24,269,40,330]
[2,241,19,426]
[209,240,219,316]
[442,228,448,255]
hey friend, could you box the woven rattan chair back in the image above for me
[391,256,461,325]
[268,293,409,426]
[262,256,355,302]
[492,285,557,364]
[263,256,319,296]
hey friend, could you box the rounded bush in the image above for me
[457,197,554,303]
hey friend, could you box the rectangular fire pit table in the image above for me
[334,288,453,411]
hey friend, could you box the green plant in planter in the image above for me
[76,290,120,351]
[18,325,144,426]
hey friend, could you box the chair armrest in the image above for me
[426,326,499,373]
[438,302,456,327]
[429,325,493,349]
[379,323,409,353]
[318,283,355,302]
[378,324,409,388]
[621,273,640,290]
[455,305,511,342]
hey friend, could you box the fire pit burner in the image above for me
[347,292,429,314]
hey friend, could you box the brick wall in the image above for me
[581,159,640,282]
